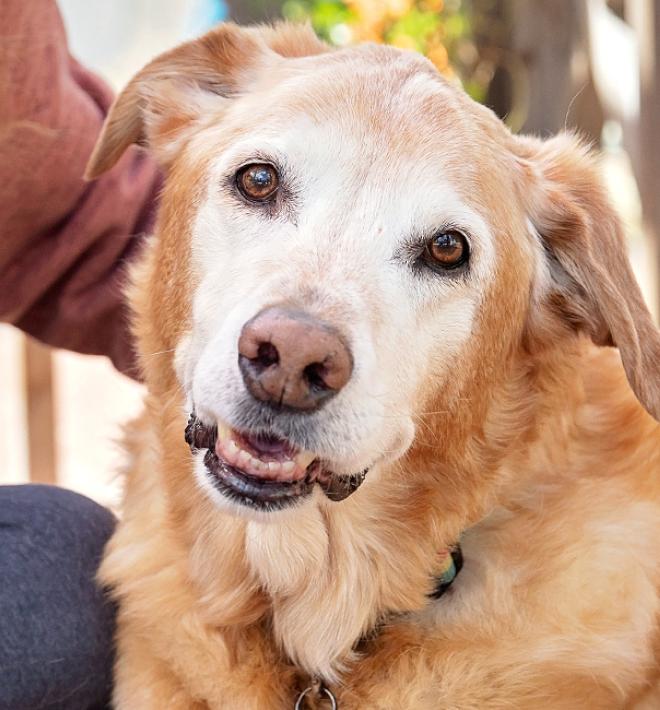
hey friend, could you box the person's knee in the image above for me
[0,484,117,710]
[2,482,115,532]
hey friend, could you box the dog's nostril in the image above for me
[303,362,330,392]
[256,341,279,369]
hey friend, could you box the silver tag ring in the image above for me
[294,684,338,709]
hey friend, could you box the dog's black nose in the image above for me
[238,307,353,411]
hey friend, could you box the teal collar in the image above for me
[430,545,463,599]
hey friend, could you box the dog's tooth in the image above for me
[224,439,239,464]
[283,462,298,481]
[251,457,266,474]
[244,458,259,476]
[216,422,230,441]
[237,450,251,467]
[249,458,261,472]
[268,461,281,478]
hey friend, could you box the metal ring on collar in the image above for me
[294,684,338,709]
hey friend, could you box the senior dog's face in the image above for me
[88,23,660,518]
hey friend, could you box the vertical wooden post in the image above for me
[225,0,283,23]
[628,0,660,318]
[471,0,603,137]
[24,337,57,484]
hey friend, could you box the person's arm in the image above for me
[0,0,161,377]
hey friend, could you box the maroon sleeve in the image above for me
[0,0,161,377]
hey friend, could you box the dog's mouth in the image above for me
[185,413,368,511]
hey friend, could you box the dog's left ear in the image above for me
[85,22,328,179]
[516,133,660,421]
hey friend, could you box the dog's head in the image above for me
[88,22,660,518]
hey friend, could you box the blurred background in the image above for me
[1,0,658,509]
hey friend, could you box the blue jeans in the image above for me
[0,485,116,709]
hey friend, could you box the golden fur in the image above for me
[88,23,660,708]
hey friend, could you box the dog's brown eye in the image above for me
[236,163,279,202]
[425,231,469,269]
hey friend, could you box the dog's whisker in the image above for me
[144,348,177,358]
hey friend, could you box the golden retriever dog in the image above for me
[86,22,660,709]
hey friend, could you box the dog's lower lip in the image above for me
[203,448,315,510]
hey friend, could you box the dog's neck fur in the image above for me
[145,339,578,681]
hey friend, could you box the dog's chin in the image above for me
[185,413,369,513]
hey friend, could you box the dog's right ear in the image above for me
[85,22,328,179]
